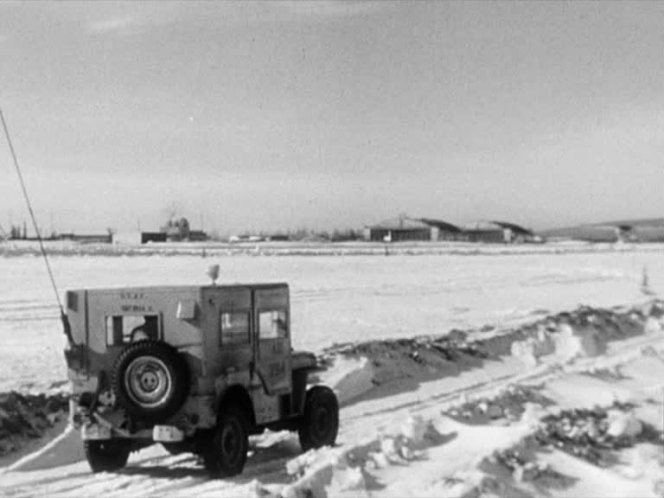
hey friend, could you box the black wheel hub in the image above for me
[314,407,330,438]
[220,421,242,465]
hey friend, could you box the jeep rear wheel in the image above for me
[84,440,130,472]
[112,340,189,423]
[202,407,248,478]
[298,385,339,452]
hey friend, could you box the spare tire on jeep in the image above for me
[112,340,189,423]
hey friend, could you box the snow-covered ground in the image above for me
[3,243,664,391]
[1,243,663,496]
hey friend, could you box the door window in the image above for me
[106,314,159,345]
[220,311,250,346]
[258,310,288,339]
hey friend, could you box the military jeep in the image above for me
[63,281,339,477]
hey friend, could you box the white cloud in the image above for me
[86,16,141,35]
[84,4,192,36]
[83,2,385,38]
[275,1,386,20]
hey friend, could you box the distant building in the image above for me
[491,221,536,243]
[160,217,208,242]
[364,217,534,243]
[162,217,190,241]
[268,234,290,242]
[542,218,664,243]
[112,231,167,244]
[142,232,168,244]
[615,223,664,243]
[543,225,624,243]
[463,221,509,243]
[632,226,664,242]
[417,218,465,241]
[188,230,208,242]
[57,233,112,244]
[364,217,434,242]
[462,220,534,243]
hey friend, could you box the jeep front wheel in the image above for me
[298,385,339,452]
[112,340,189,423]
[202,407,248,478]
[84,440,130,472]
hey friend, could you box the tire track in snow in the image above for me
[339,330,664,445]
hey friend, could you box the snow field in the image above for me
[2,247,664,391]
[1,248,664,496]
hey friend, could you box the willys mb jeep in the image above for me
[63,280,339,477]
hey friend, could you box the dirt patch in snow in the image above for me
[533,403,659,466]
[478,439,579,497]
[446,385,555,425]
[462,400,663,498]
[0,391,69,466]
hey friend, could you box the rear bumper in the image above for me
[81,422,184,442]
[72,395,216,440]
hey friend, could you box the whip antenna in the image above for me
[0,110,73,343]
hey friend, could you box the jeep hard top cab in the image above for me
[64,282,339,477]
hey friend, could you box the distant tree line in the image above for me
[9,223,28,240]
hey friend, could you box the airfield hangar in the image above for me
[463,220,535,243]
[363,217,464,242]
[543,221,664,243]
[364,217,534,243]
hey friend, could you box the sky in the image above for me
[0,1,663,235]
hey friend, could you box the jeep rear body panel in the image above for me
[66,286,203,379]
[65,283,300,431]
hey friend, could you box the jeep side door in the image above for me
[254,286,291,395]
[202,286,253,380]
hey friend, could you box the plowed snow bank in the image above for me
[319,301,664,407]
[509,302,664,365]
